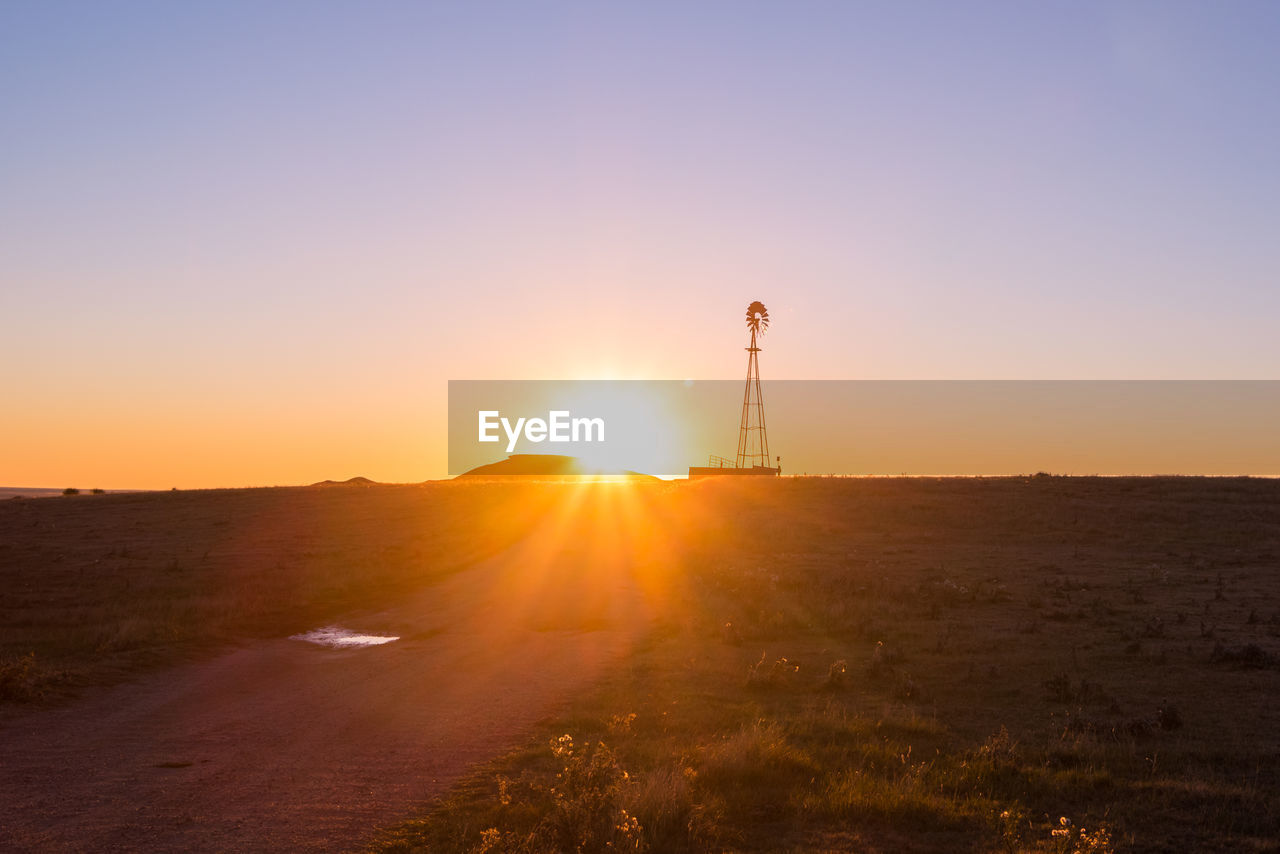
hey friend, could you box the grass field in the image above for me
[368,477,1280,853]
[3,478,1278,852]
[0,483,550,701]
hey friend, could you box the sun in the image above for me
[560,385,681,477]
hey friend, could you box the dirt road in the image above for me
[0,539,653,852]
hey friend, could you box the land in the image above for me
[2,478,1278,852]
[0,488,98,500]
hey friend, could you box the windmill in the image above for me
[736,301,771,468]
[688,301,781,477]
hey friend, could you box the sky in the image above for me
[3,1,1279,487]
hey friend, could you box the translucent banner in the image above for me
[447,381,1280,478]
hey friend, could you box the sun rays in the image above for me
[450,481,713,644]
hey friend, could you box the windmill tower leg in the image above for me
[736,328,757,468]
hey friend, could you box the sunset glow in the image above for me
[4,3,1279,487]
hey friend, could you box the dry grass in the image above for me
[5,477,1279,850]
[370,477,1280,853]
[0,483,551,700]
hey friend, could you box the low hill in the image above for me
[457,454,658,481]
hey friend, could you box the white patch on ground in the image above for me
[289,626,399,648]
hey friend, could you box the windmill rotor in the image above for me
[746,301,769,335]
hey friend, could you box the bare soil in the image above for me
[0,511,654,852]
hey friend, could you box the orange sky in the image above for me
[5,4,1280,488]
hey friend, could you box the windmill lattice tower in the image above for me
[736,301,771,469]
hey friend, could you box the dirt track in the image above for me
[0,539,652,852]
